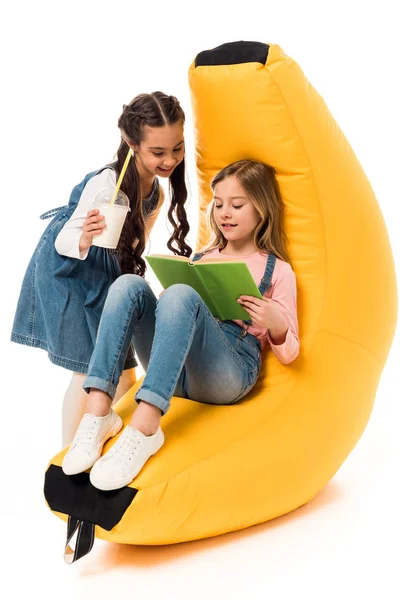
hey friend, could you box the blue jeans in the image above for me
[83,275,262,415]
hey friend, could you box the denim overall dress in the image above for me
[191,250,277,365]
[11,167,160,374]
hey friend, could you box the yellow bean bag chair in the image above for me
[44,41,397,562]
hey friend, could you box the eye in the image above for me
[233,205,243,209]
[215,205,222,209]
[152,152,163,157]
[173,146,183,152]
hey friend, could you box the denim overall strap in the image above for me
[259,253,277,295]
[39,206,69,220]
[243,253,277,327]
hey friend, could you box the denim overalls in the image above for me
[10,167,160,374]
[82,251,277,414]
[187,250,277,397]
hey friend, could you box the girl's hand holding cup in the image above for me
[79,209,106,252]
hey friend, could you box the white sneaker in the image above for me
[89,425,164,491]
[62,410,123,476]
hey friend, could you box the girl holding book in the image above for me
[11,92,191,447]
[62,159,300,490]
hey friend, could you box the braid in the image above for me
[113,92,192,276]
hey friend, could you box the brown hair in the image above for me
[112,92,192,276]
[200,159,291,265]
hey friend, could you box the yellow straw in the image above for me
[109,147,133,206]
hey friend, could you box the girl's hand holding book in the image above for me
[237,295,288,344]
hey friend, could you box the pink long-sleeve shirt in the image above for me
[199,248,300,365]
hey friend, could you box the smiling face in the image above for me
[124,122,185,179]
[213,176,260,249]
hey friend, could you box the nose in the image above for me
[162,154,177,168]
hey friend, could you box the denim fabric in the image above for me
[83,252,276,414]
[242,253,277,327]
[10,168,159,373]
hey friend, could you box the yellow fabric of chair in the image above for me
[45,41,397,551]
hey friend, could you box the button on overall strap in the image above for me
[39,205,69,220]
[243,253,277,326]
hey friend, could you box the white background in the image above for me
[1,1,399,598]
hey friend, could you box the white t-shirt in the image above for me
[54,168,164,260]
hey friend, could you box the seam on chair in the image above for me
[319,329,385,367]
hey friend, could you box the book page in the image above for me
[147,254,190,261]
[197,256,246,263]
[145,255,219,316]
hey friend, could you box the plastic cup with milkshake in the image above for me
[91,147,133,249]
[91,188,130,249]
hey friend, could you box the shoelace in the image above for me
[72,416,99,448]
[112,435,142,464]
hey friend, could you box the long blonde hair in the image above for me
[199,159,291,265]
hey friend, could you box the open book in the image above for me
[145,254,262,321]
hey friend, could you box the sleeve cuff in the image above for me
[266,327,300,365]
[54,236,90,260]
[78,247,90,260]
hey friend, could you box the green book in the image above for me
[145,254,263,321]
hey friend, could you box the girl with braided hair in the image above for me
[11,92,192,446]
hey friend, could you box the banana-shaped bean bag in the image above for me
[44,41,397,562]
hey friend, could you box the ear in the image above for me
[126,140,139,155]
[121,132,137,153]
